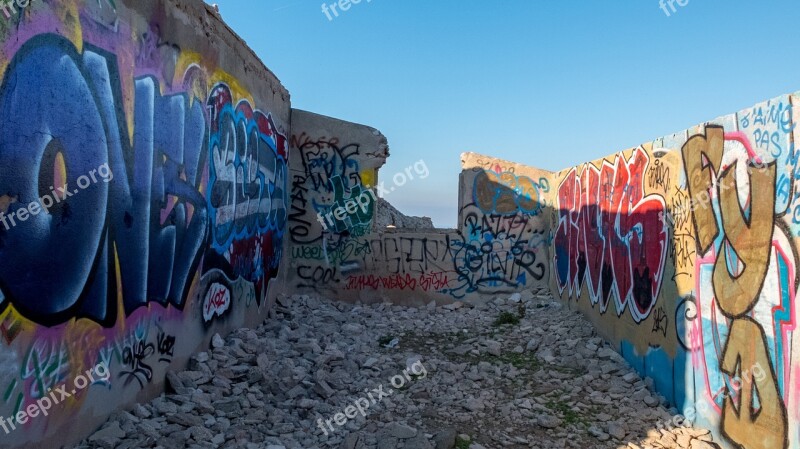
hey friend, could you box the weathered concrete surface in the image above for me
[546,93,800,449]
[459,152,554,295]
[285,142,555,307]
[74,291,719,449]
[0,1,290,447]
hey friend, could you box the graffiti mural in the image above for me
[683,125,797,449]
[554,147,668,322]
[548,95,800,449]
[286,115,392,297]
[0,36,202,325]
[0,34,285,326]
[435,160,554,299]
[0,3,289,446]
[450,203,549,297]
[206,83,287,306]
[289,132,369,244]
[286,147,554,303]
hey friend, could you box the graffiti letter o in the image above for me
[0,36,109,320]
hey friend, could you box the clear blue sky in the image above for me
[207,0,800,228]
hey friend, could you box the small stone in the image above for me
[433,428,457,449]
[588,426,610,441]
[405,434,434,449]
[465,398,485,412]
[387,422,418,439]
[363,357,380,368]
[601,362,620,374]
[483,340,502,357]
[690,440,718,449]
[342,323,363,335]
[314,378,336,399]
[538,415,563,429]
[89,422,125,441]
[623,372,639,383]
[211,333,225,348]
[597,347,616,359]
[166,413,203,427]
[296,398,316,409]
[340,433,360,449]
[608,423,627,440]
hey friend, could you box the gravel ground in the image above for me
[75,288,720,449]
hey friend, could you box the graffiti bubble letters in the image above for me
[555,147,668,322]
[682,126,789,449]
[0,36,211,326]
[207,84,288,254]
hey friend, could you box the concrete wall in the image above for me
[285,109,459,304]
[457,153,553,296]
[0,1,290,447]
[283,116,554,304]
[288,92,800,449]
[548,93,800,449]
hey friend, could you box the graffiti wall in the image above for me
[0,1,289,447]
[286,110,455,303]
[457,153,552,297]
[284,114,554,304]
[287,92,800,448]
[548,93,800,449]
